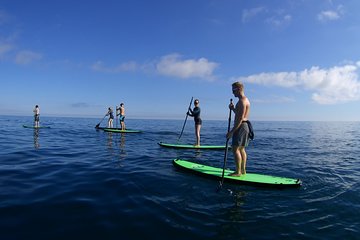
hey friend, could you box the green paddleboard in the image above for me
[23,125,51,129]
[158,142,229,150]
[173,159,301,188]
[103,128,141,133]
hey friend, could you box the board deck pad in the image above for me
[103,128,141,133]
[23,125,51,129]
[158,142,229,150]
[173,159,301,188]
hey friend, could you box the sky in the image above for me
[1,0,360,121]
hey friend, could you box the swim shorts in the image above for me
[232,122,250,147]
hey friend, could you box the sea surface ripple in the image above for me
[0,116,359,239]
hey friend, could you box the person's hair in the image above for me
[232,82,244,92]
[194,99,199,104]
[120,103,124,106]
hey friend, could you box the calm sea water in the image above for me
[0,116,359,239]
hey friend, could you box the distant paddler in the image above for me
[116,103,126,130]
[187,98,202,147]
[33,105,40,128]
[106,107,114,128]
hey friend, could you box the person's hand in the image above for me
[226,131,233,139]
[229,102,234,110]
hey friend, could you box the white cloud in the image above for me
[156,54,218,81]
[15,50,42,65]
[242,7,266,23]
[92,54,218,81]
[318,5,344,22]
[234,63,360,104]
[318,10,339,22]
[92,60,138,73]
[253,95,295,104]
[266,14,292,28]
[0,43,13,58]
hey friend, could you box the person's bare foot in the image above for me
[229,172,242,177]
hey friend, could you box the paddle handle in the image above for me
[219,99,233,188]
[178,97,194,142]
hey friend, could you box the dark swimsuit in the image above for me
[189,107,202,125]
[108,111,114,119]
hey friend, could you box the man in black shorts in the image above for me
[226,82,251,176]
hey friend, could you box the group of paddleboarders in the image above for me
[31,82,252,177]
[105,103,126,129]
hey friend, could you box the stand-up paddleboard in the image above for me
[95,127,120,130]
[23,125,51,129]
[103,128,141,133]
[173,159,301,188]
[158,142,229,150]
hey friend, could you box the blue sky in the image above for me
[1,0,360,121]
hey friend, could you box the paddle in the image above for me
[95,114,107,128]
[178,97,194,142]
[218,98,233,191]
[115,105,118,129]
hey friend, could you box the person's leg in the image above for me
[121,116,126,130]
[230,147,242,176]
[195,124,201,146]
[239,147,247,174]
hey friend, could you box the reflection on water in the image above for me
[105,132,128,167]
[118,133,126,151]
[33,129,40,149]
[107,132,113,150]
[117,133,127,166]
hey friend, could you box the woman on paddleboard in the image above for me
[33,105,40,128]
[187,99,202,147]
[226,82,251,177]
[106,107,114,128]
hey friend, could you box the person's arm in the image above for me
[226,101,245,139]
[187,108,193,116]
[192,107,200,116]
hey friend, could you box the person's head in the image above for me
[120,103,124,107]
[108,107,112,111]
[35,105,38,108]
[194,99,199,106]
[232,82,244,97]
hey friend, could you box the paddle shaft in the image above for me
[219,99,233,188]
[95,114,107,128]
[116,106,118,128]
[178,97,194,142]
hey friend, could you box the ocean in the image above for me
[0,116,359,239]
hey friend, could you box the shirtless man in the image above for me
[116,103,126,130]
[226,82,251,176]
[33,105,40,128]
